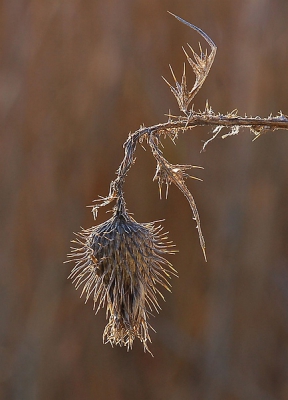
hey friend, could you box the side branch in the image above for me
[164,13,217,113]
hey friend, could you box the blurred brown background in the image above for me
[1,0,288,399]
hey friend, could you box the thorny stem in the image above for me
[123,113,288,141]
[69,14,288,353]
[92,13,288,259]
[93,111,288,257]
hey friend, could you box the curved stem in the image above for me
[93,111,288,217]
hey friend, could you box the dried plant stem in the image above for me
[91,111,288,259]
[68,13,288,353]
[148,132,206,260]
[129,114,288,142]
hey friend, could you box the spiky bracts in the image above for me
[163,12,217,113]
[68,209,176,353]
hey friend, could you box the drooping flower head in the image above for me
[68,208,176,353]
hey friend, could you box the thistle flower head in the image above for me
[68,208,176,353]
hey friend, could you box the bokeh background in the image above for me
[1,0,288,399]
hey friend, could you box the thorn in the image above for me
[162,75,173,89]
[198,41,203,55]
[202,247,207,262]
[167,11,217,50]
[191,165,204,169]
[158,184,162,199]
[165,182,169,199]
[169,64,178,84]
[252,134,262,142]
[181,62,186,86]
[188,175,203,182]
[183,46,196,69]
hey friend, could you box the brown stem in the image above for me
[92,110,288,259]
[134,113,288,138]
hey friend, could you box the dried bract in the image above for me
[149,133,206,261]
[163,12,217,113]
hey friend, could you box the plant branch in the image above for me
[164,12,217,113]
[92,110,288,257]
[68,13,288,353]
[92,14,288,259]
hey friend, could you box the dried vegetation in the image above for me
[67,13,288,354]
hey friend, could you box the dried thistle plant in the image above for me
[67,12,288,354]
[68,201,176,354]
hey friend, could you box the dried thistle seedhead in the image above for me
[68,207,176,354]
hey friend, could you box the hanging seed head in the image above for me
[68,209,177,354]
